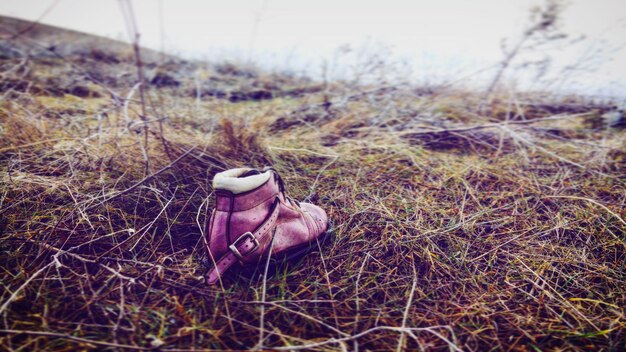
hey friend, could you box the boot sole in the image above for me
[238,221,334,280]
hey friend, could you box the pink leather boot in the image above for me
[205,167,329,285]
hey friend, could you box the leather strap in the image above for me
[207,199,280,285]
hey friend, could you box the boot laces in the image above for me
[263,166,300,208]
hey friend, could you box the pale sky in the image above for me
[1,0,625,97]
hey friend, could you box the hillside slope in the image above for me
[1,16,625,351]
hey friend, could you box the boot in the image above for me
[205,167,329,285]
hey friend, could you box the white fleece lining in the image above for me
[212,168,272,194]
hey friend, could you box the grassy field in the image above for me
[1,17,625,351]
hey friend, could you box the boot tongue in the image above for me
[213,168,272,194]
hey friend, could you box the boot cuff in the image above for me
[213,168,272,194]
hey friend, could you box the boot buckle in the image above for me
[229,232,259,260]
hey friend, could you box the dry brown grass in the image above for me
[1,28,626,351]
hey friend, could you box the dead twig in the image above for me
[85,146,196,211]
[119,0,150,175]
[271,325,461,351]
[0,329,153,350]
[397,113,591,136]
